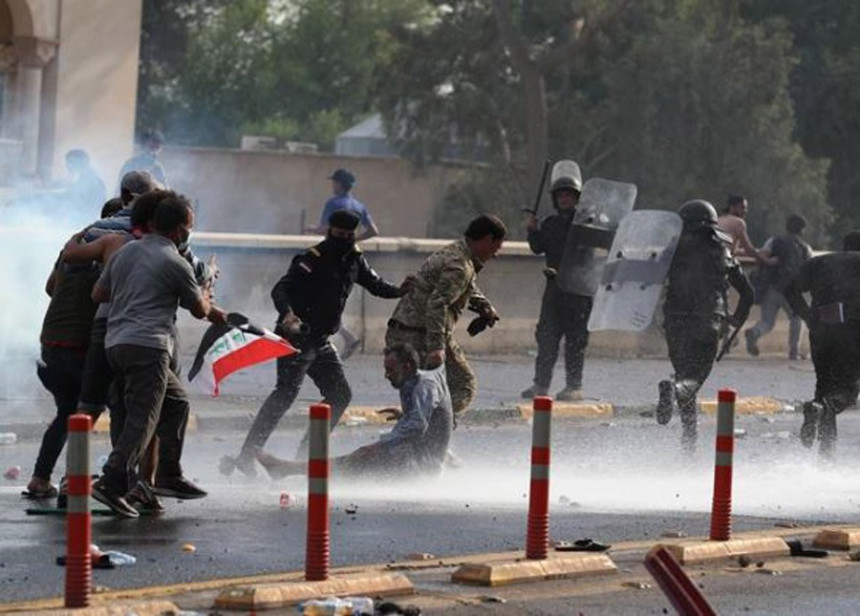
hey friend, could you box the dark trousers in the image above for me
[240,340,351,459]
[102,345,189,493]
[665,317,720,448]
[33,345,87,481]
[809,323,860,450]
[532,284,592,389]
[78,318,111,417]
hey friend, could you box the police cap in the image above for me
[328,168,356,189]
[328,209,360,231]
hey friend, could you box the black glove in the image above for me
[467,315,498,337]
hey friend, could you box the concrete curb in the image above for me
[813,528,860,550]
[0,397,791,440]
[214,572,413,610]
[451,553,617,586]
[23,600,181,615]
[655,537,791,565]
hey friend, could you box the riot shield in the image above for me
[556,178,637,296]
[587,210,683,332]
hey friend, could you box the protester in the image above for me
[222,209,412,477]
[257,343,453,480]
[119,129,169,187]
[63,149,106,214]
[90,193,226,517]
[716,194,770,264]
[745,214,813,359]
[385,214,505,419]
[655,200,754,452]
[784,231,860,458]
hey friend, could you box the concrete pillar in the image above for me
[9,35,57,177]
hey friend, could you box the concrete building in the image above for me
[0,0,142,186]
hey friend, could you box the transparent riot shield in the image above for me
[587,210,683,332]
[557,179,637,296]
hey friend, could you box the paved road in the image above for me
[2,400,858,604]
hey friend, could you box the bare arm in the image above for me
[356,221,379,242]
[91,280,110,303]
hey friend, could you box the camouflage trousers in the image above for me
[385,326,476,415]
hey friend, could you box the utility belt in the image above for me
[815,302,860,324]
[387,319,427,334]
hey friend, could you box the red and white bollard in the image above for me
[65,414,92,608]
[526,396,552,560]
[709,389,736,541]
[305,403,330,581]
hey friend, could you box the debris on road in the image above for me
[623,581,653,590]
[405,552,435,561]
[181,544,196,553]
[4,465,21,480]
[660,529,688,538]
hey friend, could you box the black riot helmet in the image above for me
[678,199,718,232]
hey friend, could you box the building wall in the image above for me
[161,146,470,237]
[46,0,141,183]
[0,0,141,184]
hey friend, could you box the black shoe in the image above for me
[800,401,820,448]
[520,384,549,399]
[656,380,675,425]
[152,476,207,500]
[126,481,165,515]
[745,330,760,357]
[91,477,139,519]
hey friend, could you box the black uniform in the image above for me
[526,210,593,392]
[237,237,402,465]
[659,227,753,450]
[784,252,860,456]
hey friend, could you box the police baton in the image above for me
[522,160,551,216]
[715,326,742,362]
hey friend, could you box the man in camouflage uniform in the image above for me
[385,214,507,416]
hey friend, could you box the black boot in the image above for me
[656,380,677,425]
[818,402,838,460]
[800,401,820,448]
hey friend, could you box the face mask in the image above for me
[327,235,355,255]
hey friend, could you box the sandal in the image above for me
[555,538,611,552]
[22,479,59,500]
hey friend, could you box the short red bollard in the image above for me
[65,414,92,608]
[305,403,330,581]
[526,396,552,560]
[645,546,717,616]
[709,389,736,541]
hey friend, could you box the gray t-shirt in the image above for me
[99,234,202,353]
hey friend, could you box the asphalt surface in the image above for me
[3,354,859,612]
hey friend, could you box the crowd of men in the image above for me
[21,145,859,518]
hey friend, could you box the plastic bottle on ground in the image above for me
[298,597,374,615]
[102,550,137,566]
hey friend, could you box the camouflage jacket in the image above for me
[390,239,492,350]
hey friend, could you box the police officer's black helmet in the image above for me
[678,199,718,231]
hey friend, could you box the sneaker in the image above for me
[126,481,165,515]
[556,387,583,402]
[152,476,208,500]
[91,477,139,519]
[800,401,820,448]
[745,330,760,357]
[521,384,549,399]
[656,380,676,425]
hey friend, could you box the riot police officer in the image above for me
[521,161,592,401]
[655,200,754,451]
[784,231,860,458]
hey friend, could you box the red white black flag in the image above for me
[188,313,296,396]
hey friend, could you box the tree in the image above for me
[741,0,860,245]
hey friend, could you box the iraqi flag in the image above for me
[188,312,297,396]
